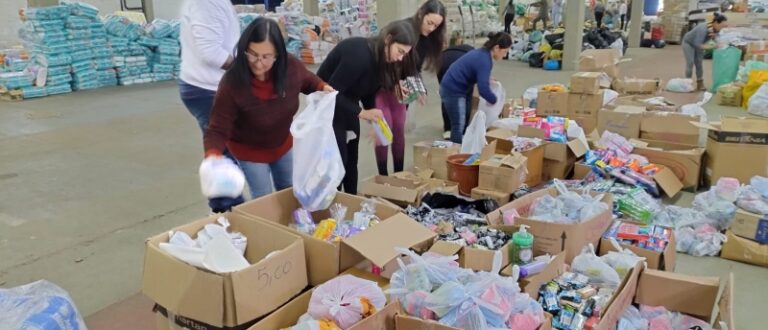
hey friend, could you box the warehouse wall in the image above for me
[0,0,184,46]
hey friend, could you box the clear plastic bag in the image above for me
[291,91,345,211]
[571,244,621,287]
[616,305,648,330]
[736,186,768,214]
[199,157,246,199]
[665,78,696,93]
[601,238,646,278]
[692,188,737,231]
[460,111,488,154]
[478,81,506,129]
[675,224,727,257]
[748,83,768,117]
[308,275,387,330]
[529,194,567,222]
[0,280,87,330]
[751,176,768,198]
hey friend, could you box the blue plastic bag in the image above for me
[0,280,86,330]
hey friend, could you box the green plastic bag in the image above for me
[516,3,526,16]
[712,47,743,92]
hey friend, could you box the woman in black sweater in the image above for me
[317,20,419,194]
[373,0,447,176]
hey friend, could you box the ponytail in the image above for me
[712,12,727,24]
[483,32,513,50]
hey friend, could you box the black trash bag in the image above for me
[528,51,545,68]
[545,33,565,47]
[420,192,500,214]
[653,39,667,48]
[551,41,565,51]
[600,30,618,45]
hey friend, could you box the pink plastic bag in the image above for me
[308,275,386,329]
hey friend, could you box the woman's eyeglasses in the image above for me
[245,50,277,64]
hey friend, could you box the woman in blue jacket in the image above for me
[439,32,512,143]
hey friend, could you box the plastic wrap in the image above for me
[478,81,506,129]
[600,239,646,278]
[571,244,621,287]
[199,156,246,199]
[675,224,726,257]
[0,280,87,330]
[461,111,488,154]
[616,305,648,330]
[308,275,387,329]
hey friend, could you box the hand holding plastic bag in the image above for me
[291,91,345,211]
[461,111,488,154]
[199,156,245,198]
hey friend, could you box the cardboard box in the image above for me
[634,269,734,330]
[542,158,576,181]
[572,162,592,180]
[142,213,308,328]
[578,48,623,78]
[691,117,768,184]
[597,106,645,139]
[730,208,768,243]
[570,72,602,94]
[485,128,545,187]
[486,188,614,262]
[248,274,399,330]
[612,78,661,95]
[537,90,569,117]
[518,125,588,163]
[478,153,527,193]
[716,83,743,107]
[234,189,434,286]
[568,90,604,118]
[640,111,702,146]
[414,141,461,180]
[471,187,511,205]
[359,175,428,207]
[500,252,567,297]
[427,233,512,272]
[391,171,460,195]
[721,230,768,267]
[572,156,683,197]
[630,139,705,190]
[598,234,677,271]
[571,115,598,134]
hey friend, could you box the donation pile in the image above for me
[283,275,387,330]
[141,18,182,81]
[105,15,152,85]
[388,248,545,330]
[158,216,250,273]
[603,221,673,253]
[18,4,74,97]
[292,200,380,242]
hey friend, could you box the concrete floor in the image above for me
[0,46,765,328]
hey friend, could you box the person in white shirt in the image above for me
[619,1,628,31]
[178,0,239,139]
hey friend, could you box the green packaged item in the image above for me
[617,189,655,224]
[511,224,534,265]
[712,47,742,92]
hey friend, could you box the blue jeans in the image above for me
[239,150,293,199]
[179,80,216,135]
[440,85,471,144]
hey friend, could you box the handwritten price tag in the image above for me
[257,261,292,290]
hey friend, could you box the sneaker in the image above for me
[443,131,451,140]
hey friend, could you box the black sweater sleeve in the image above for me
[317,38,377,117]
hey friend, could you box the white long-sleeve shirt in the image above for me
[619,3,628,15]
[180,0,240,91]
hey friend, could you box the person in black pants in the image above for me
[317,20,418,194]
[437,45,474,138]
[503,0,515,33]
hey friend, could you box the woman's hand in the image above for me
[323,84,336,92]
[418,95,427,106]
[359,108,384,122]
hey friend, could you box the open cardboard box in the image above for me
[597,105,645,139]
[426,230,513,273]
[721,230,768,267]
[486,187,614,263]
[485,128,545,187]
[730,208,768,244]
[233,189,435,286]
[391,170,460,195]
[537,90,569,117]
[478,153,527,194]
[570,72,603,95]
[634,269,734,330]
[471,187,512,206]
[500,251,567,297]
[611,77,661,95]
[691,116,768,185]
[247,271,398,330]
[577,48,624,79]
[394,314,554,330]
[414,141,461,180]
[629,138,705,190]
[598,232,677,271]
[518,125,588,163]
[640,110,702,147]
[360,175,429,207]
[143,213,308,328]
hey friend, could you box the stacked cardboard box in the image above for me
[660,0,689,44]
[568,72,605,133]
[472,152,528,205]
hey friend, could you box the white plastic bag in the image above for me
[478,81,506,129]
[602,89,619,106]
[571,244,621,287]
[748,83,768,117]
[601,238,646,278]
[665,78,695,93]
[0,280,87,330]
[291,91,345,211]
[199,156,245,198]
[308,274,387,329]
[610,38,625,56]
[681,92,712,147]
[461,111,487,154]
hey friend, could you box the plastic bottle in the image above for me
[511,224,534,265]
[519,255,550,278]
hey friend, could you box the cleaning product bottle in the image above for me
[511,224,534,265]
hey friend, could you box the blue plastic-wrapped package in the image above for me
[94,58,114,70]
[169,20,181,39]
[22,86,47,98]
[154,73,175,81]
[70,60,93,74]
[152,63,174,74]
[154,54,181,65]
[0,72,35,90]
[146,19,174,38]
[37,53,72,67]
[10,59,30,72]
[67,28,91,40]
[24,5,70,20]
[64,1,100,19]
[31,42,72,55]
[45,65,72,77]
[25,19,66,32]
[46,73,73,86]
[0,280,86,330]
[47,83,73,95]
[70,49,94,63]
[66,16,92,30]
[72,80,99,90]
[137,37,161,48]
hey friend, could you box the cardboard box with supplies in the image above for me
[518,125,589,163]
[572,159,683,198]
[640,111,702,146]
[691,117,768,184]
[471,187,511,206]
[391,171,460,195]
[612,78,661,95]
[414,141,461,180]
[568,90,604,119]
[246,271,398,330]
[598,234,677,271]
[428,236,512,273]
[359,175,428,207]
[578,48,623,78]
[485,128,545,187]
[486,187,614,262]
[716,83,743,107]
[537,90,569,117]
[500,251,567,297]
[542,158,576,181]
[730,208,768,243]
[234,189,435,285]
[478,153,528,193]
[721,230,768,267]
[634,269,734,330]
[143,213,308,329]
[597,106,645,139]
[570,72,603,94]
[630,139,705,190]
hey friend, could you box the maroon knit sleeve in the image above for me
[203,80,237,155]
[297,58,326,94]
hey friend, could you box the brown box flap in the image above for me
[635,269,720,320]
[342,213,437,267]
[428,240,463,257]
[714,273,735,330]
[247,290,312,330]
[653,166,684,198]
[360,175,426,204]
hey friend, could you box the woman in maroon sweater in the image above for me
[204,18,334,199]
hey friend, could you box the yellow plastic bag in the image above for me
[539,42,552,54]
[549,49,563,60]
[742,70,768,107]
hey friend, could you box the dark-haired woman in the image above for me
[440,32,512,144]
[374,0,446,176]
[203,18,334,199]
[683,13,728,91]
[317,20,419,194]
